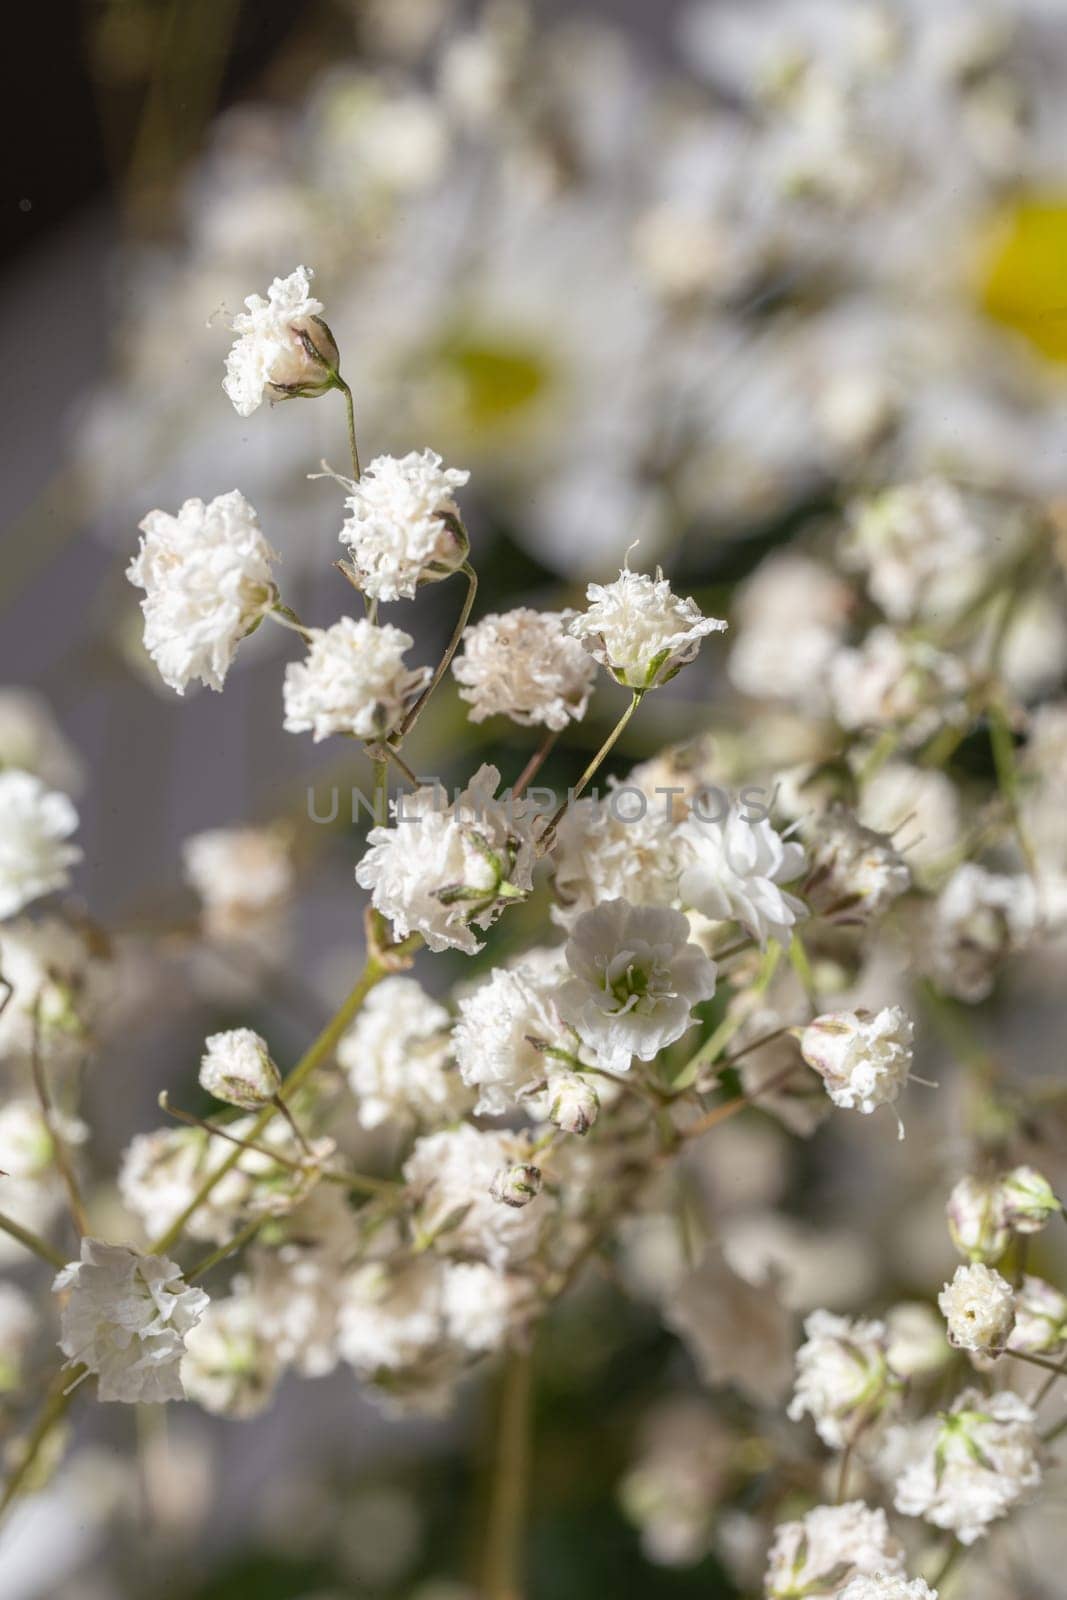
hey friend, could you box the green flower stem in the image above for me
[670,942,782,1092]
[336,377,361,481]
[188,1215,268,1281]
[988,698,1038,878]
[150,941,419,1257]
[0,1364,85,1520]
[396,561,479,742]
[537,690,643,854]
[31,999,88,1238]
[481,1342,533,1600]
[0,1209,67,1270]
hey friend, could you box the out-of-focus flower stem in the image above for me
[481,1342,533,1600]
[0,1209,66,1270]
[537,690,643,853]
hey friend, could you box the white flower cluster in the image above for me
[223,264,335,416]
[453,608,596,729]
[0,771,80,920]
[338,450,470,601]
[569,568,727,690]
[283,616,430,741]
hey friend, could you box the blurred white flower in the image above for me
[839,1578,938,1600]
[894,1387,1042,1544]
[182,824,294,938]
[283,616,430,741]
[338,449,469,601]
[927,863,1038,1002]
[0,771,80,920]
[788,1310,901,1449]
[452,608,596,729]
[844,479,992,623]
[403,1124,544,1271]
[181,1292,280,1418]
[764,1501,905,1600]
[338,976,468,1130]
[1008,1276,1067,1357]
[54,1240,208,1404]
[127,491,277,693]
[0,689,83,794]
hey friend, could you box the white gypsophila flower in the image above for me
[0,688,83,794]
[885,1302,951,1381]
[243,1187,355,1379]
[0,1282,36,1392]
[557,899,717,1076]
[838,1578,938,1600]
[182,824,293,937]
[119,1127,251,1244]
[0,915,109,1063]
[894,1387,1042,1544]
[222,264,336,416]
[0,1099,86,1181]
[728,551,853,712]
[828,626,970,743]
[997,1165,1062,1236]
[338,449,470,602]
[788,1310,901,1450]
[338,1256,462,1417]
[356,764,536,954]
[946,1174,1010,1264]
[403,1125,544,1272]
[927,863,1038,1003]
[803,806,911,924]
[452,608,597,730]
[127,492,278,694]
[665,1246,795,1405]
[337,976,470,1130]
[858,762,960,876]
[282,616,430,742]
[568,567,727,690]
[199,1027,282,1110]
[0,770,80,920]
[181,1292,280,1419]
[550,790,680,930]
[54,1239,208,1404]
[800,1007,914,1125]
[440,1261,535,1353]
[843,479,989,623]
[764,1502,905,1600]
[452,957,575,1117]
[939,1263,1015,1354]
[677,802,807,948]
[1008,1276,1067,1358]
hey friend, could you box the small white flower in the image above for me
[489,1162,543,1208]
[804,806,910,923]
[550,791,680,930]
[223,264,337,416]
[838,1578,938,1600]
[885,1302,951,1380]
[801,1007,914,1123]
[765,1501,905,1600]
[338,1256,459,1416]
[453,608,596,730]
[0,688,83,793]
[403,1125,544,1271]
[568,567,727,690]
[894,1387,1042,1544]
[453,958,574,1116]
[859,762,960,876]
[356,764,536,954]
[946,1174,1009,1264]
[0,915,106,1063]
[844,479,988,623]
[828,626,969,742]
[182,825,293,937]
[548,1072,600,1136]
[199,1028,281,1110]
[998,1165,1062,1236]
[0,770,80,919]
[338,976,469,1130]
[54,1239,208,1404]
[677,803,807,948]
[0,1099,86,1180]
[1008,1275,1067,1357]
[283,616,430,741]
[788,1310,901,1450]
[181,1292,280,1418]
[338,449,470,602]
[927,863,1038,1003]
[558,900,717,1075]
[440,1261,534,1354]
[939,1263,1015,1354]
[127,491,277,694]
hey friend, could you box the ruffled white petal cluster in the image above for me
[182,825,293,936]
[54,1239,208,1404]
[337,976,469,1129]
[127,491,277,694]
[0,770,80,920]
[402,1124,544,1271]
[839,1578,938,1600]
[801,1007,914,1119]
[452,608,596,729]
[893,1388,1042,1544]
[765,1501,905,1600]
[222,265,332,416]
[199,1027,281,1110]
[939,1263,1015,1353]
[338,449,470,601]
[356,764,536,954]
[845,479,989,623]
[568,568,727,690]
[677,803,807,948]
[283,616,430,741]
[453,955,575,1116]
[804,806,910,923]
[181,1292,280,1418]
[558,899,717,1076]
[828,626,969,740]
[551,791,680,929]
[788,1310,901,1449]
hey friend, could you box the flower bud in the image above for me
[199,1028,282,1110]
[946,1174,1010,1264]
[489,1162,542,1209]
[1008,1275,1067,1357]
[938,1263,1015,1354]
[998,1165,1062,1236]
[548,1073,599,1136]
